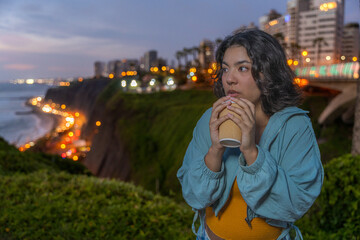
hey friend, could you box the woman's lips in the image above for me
[227,90,240,97]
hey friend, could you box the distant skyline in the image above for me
[0,0,359,82]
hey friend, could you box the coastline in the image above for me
[21,99,62,148]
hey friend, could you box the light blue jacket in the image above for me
[177,106,324,240]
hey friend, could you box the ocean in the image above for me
[0,82,53,147]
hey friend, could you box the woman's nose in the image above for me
[224,70,236,85]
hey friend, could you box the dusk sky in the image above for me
[0,0,359,82]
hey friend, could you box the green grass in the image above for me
[99,83,216,198]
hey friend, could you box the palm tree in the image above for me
[215,38,223,46]
[191,47,200,67]
[313,37,328,65]
[191,47,199,62]
[289,42,301,61]
[273,33,287,50]
[175,51,183,68]
[183,48,192,67]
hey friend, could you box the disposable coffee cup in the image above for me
[219,102,242,148]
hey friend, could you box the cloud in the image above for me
[3,64,36,70]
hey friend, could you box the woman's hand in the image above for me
[205,96,231,171]
[209,96,232,150]
[226,97,258,165]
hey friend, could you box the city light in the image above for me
[161,66,167,71]
[130,79,138,87]
[306,58,311,63]
[293,60,299,66]
[96,121,101,127]
[287,59,293,65]
[121,80,127,87]
[326,56,331,61]
[353,57,358,62]
[294,78,309,87]
[169,69,175,74]
[191,76,197,82]
[109,73,114,79]
[189,67,197,73]
[42,104,52,113]
[167,78,175,86]
[341,56,346,61]
[319,2,337,11]
[26,79,34,85]
[269,20,278,26]
[75,112,80,117]
[61,104,66,109]
[284,15,291,23]
[302,51,308,57]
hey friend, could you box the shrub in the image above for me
[297,154,360,239]
[0,170,194,240]
[0,137,90,176]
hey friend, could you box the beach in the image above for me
[0,83,54,147]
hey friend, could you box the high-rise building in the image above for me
[298,0,344,65]
[260,0,346,66]
[199,39,215,68]
[342,23,359,62]
[119,59,139,73]
[144,50,157,71]
[94,61,106,78]
[107,60,122,77]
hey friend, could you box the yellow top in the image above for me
[205,179,282,240]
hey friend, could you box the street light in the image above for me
[302,51,308,57]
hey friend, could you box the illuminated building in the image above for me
[118,59,140,73]
[144,50,158,71]
[94,61,107,78]
[342,23,359,62]
[259,10,288,37]
[260,0,347,66]
[107,60,122,78]
[199,39,215,69]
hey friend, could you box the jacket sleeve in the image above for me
[177,109,227,210]
[237,114,324,222]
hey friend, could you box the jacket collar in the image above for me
[260,107,308,148]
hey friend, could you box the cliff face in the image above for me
[44,79,131,181]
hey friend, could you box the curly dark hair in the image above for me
[214,28,302,116]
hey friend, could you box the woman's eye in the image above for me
[239,66,248,72]
[221,68,228,73]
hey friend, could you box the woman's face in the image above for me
[221,45,261,106]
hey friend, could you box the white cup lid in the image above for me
[220,138,241,148]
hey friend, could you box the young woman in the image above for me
[177,29,323,240]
